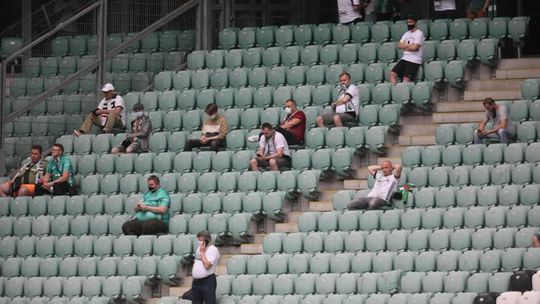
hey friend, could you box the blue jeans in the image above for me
[474,128,514,144]
[191,273,217,304]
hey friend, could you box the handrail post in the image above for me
[96,0,108,94]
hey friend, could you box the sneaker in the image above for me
[73,130,81,137]
[247,135,259,143]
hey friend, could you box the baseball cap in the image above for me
[101,83,115,92]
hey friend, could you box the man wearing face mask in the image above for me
[111,103,152,154]
[191,230,220,304]
[390,15,425,85]
[249,99,306,145]
[122,175,170,236]
[185,103,228,152]
[316,72,359,128]
[74,83,126,136]
[250,123,291,171]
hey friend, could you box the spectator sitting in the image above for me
[250,123,291,172]
[316,72,359,128]
[249,99,306,146]
[74,83,126,136]
[185,103,228,152]
[0,145,47,197]
[122,175,170,236]
[348,160,402,210]
[35,143,75,196]
[112,103,152,154]
[474,97,515,144]
[390,15,425,85]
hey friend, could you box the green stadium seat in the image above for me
[178,29,195,52]
[0,37,23,57]
[470,18,489,40]
[391,21,408,42]
[219,28,238,50]
[320,44,339,65]
[25,77,44,96]
[358,42,378,64]
[517,121,538,143]
[256,26,276,48]
[229,67,249,88]
[445,60,466,89]
[159,31,177,52]
[129,53,147,72]
[274,26,294,48]
[164,50,186,70]
[292,25,312,47]
[521,79,540,100]
[489,17,509,40]
[350,22,371,44]
[378,42,397,63]
[365,63,385,84]
[371,22,390,43]
[477,38,498,67]
[430,19,449,41]
[313,24,333,45]
[238,28,257,49]
[323,64,344,85]
[508,17,529,51]
[192,69,211,90]
[187,50,206,70]
[449,18,470,40]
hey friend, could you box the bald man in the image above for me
[348,161,402,210]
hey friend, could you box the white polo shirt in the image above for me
[337,0,362,24]
[259,131,291,157]
[192,244,220,279]
[336,84,360,116]
[400,29,425,65]
[368,171,399,202]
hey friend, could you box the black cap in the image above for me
[406,15,418,22]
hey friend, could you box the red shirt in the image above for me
[283,111,306,143]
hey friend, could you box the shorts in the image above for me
[320,111,357,126]
[17,184,36,196]
[256,156,291,169]
[392,59,421,81]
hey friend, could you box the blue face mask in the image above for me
[135,111,144,117]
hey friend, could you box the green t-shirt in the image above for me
[135,187,170,225]
[46,155,75,186]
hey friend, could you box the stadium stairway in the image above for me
[160,56,540,301]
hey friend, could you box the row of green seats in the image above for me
[217,271,514,298]
[334,184,539,211]
[216,292,480,304]
[4,94,97,115]
[217,17,529,50]
[49,30,195,57]
[262,227,538,255]
[5,114,83,137]
[0,190,280,219]
[76,169,320,200]
[436,121,540,146]
[9,72,150,97]
[2,254,182,282]
[0,233,196,259]
[0,212,251,244]
[0,275,147,303]
[401,142,540,168]
[21,52,186,78]
[227,248,537,276]
[402,162,538,188]
[298,205,539,233]
[189,39,496,71]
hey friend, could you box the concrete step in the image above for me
[240,243,263,254]
[400,124,439,136]
[398,135,436,146]
[400,114,433,125]
[286,212,303,224]
[464,90,521,101]
[309,201,333,212]
[253,234,266,244]
[169,286,192,297]
[432,111,485,124]
[466,79,524,91]
[436,102,484,112]
[343,179,368,190]
[378,157,401,164]
[319,190,337,202]
[355,168,370,179]
[216,265,228,276]
[387,146,407,158]
[496,69,540,80]
[275,222,298,233]
[219,255,232,266]
[498,58,540,70]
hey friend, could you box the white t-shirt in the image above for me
[259,131,291,157]
[434,0,456,11]
[192,244,220,279]
[97,95,126,127]
[336,84,360,116]
[337,0,362,24]
[368,171,399,202]
[400,29,425,64]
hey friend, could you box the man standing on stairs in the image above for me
[473,97,515,144]
[390,15,425,85]
[74,83,126,136]
[191,230,220,304]
[348,160,402,210]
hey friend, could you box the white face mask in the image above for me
[209,114,217,120]
[284,107,292,114]
[135,111,144,118]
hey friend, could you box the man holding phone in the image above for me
[191,230,220,304]
[250,123,291,171]
[122,175,170,236]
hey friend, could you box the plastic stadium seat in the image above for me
[371,22,390,43]
[257,26,275,48]
[358,43,378,64]
[320,44,339,65]
[219,28,238,50]
[477,38,499,67]
[390,21,408,42]
[378,42,397,63]
[238,27,257,49]
[508,17,529,52]
[347,63,366,84]
[449,18,470,40]
[430,19,449,41]
[347,22,370,44]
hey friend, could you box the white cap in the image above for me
[101,83,115,92]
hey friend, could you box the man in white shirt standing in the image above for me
[390,15,425,85]
[348,160,402,210]
[337,0,369,25]
[250,123,291,171]
[434,0,457,19]
[316,72,360,128]
[74,83,126,136]
[191,230,220,304]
